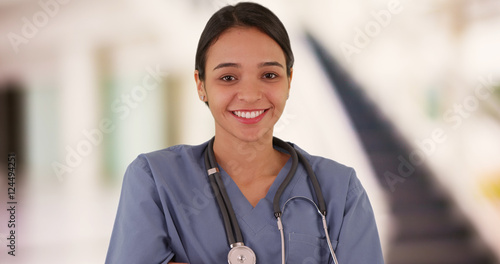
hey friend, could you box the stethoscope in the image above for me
[204,137,339,264]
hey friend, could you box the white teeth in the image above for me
[233,110,265,119]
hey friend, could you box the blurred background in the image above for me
[1,0,499,263]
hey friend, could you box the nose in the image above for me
[236,79,262,103]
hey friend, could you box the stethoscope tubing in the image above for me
[280,196,339,264]
[271,137,299,218]
[204,138,243,245]
[204,137,338,264]
[271,138,328,217]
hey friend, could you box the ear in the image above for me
[194,70,206,101]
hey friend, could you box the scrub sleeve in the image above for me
[105,157,174,264]
[335,174,384,263]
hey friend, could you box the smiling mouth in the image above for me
[232,110,266,119]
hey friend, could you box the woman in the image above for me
[106,2,384,264]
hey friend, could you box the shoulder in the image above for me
[133,141,208,166]
[291,142,363,193]
[125,141,209,180]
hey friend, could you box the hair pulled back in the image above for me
[195,2,294,81]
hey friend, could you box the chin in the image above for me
[236,128,273,143]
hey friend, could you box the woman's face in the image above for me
[195,26,292,143]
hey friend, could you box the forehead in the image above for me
[206,27,286,67]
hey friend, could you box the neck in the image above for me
[212,133,285,183]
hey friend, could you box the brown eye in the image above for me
[221,75,236,82]
[263,73,277,79]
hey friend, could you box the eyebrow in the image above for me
[213,63,240,71]
[258,61,284,69]
[212,61,284,71]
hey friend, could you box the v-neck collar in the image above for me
[217,153,300,234]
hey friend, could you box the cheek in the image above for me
[270,86,289,104]
[268,94,287,116]
[206,86,232,109]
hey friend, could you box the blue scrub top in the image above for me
[105,140,384,264]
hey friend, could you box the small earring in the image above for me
[201,95,205,101]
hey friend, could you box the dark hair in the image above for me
[195,2,294,81]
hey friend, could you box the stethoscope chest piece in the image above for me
[227,243,256,264]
